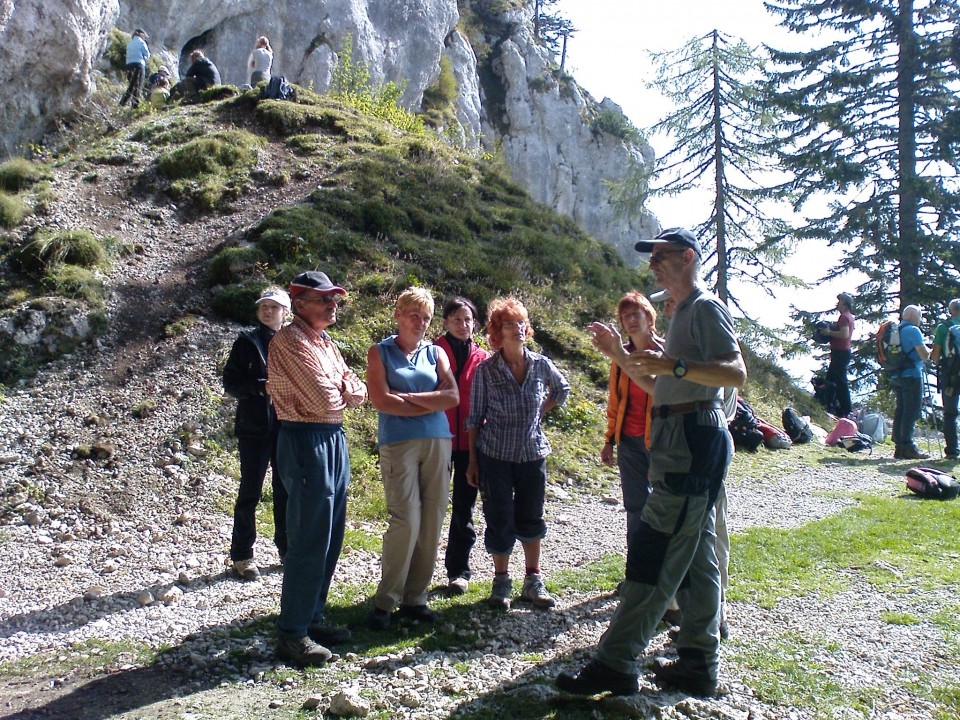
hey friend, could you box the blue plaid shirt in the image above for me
[467,349,569,462]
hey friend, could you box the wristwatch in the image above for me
[673,357,688,378]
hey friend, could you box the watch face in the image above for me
[674,359,687,377]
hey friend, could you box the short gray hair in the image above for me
[902,305,922,324]
[949,299,960,315]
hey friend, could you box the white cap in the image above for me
[256,287,291,310]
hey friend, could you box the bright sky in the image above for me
[556,0,860,385]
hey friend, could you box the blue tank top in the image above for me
[377,336,452,446]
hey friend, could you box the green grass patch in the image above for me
[730,493,960,609]
[0,191,29,228]
[731,631,880,717]
[549,554,623,594]
[0,638,157,678]
[14,228,108,276]
[43,264,105,305]
[0,157,46,192]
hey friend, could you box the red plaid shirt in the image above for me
[266,316,366,423]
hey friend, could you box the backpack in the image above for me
[782,406,814,444]
[905,466,960,500]
[876,320,912,373]
[729,397,764,451]
[825,417,858,446]
[939,324,960,391]
[857,411,885,443]
[837,432,874,453]
[262,75,295,101]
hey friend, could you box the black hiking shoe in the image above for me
[652,658,717,696]
[396,604,438,624]
[555,659,639,696]
[275,633,332,667]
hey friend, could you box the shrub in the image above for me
[155,131,261,211]
[211,283,264,324]
[15,229,107,276]
[207,246,269,286]
[592,108,642,144]
[0,192,28,228]
[0,158,45,192]
[43,264,105,305]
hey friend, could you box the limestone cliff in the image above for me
[0,0,656,262]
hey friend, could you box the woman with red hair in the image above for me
[466,297,569,610]
[601,292,658,539]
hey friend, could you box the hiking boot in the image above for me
[489,574,513,609]
[555,659,639,696]
[275,633,332,667]
[233,558,261,581]
[661,608,682,627]
[901,445,930,460]
[396,604,438,624]
[719,620,730,640]
[367,608,391,631]
[893,445,902,459]
[652,658,717,696]
[448,576,469,595]
[520,572,556,608]
[308,620,351,645]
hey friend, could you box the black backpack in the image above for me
[729,397,764,451]
[939,324,960,391]
[262,76,295,101]
[782,406,814,444]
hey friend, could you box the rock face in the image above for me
[0,0,120,158]
[0,0,656,262]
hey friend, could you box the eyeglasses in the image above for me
[648,248,688,265]
[300,293,345,306]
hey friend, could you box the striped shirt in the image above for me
[266,315,366,423]
[467,349,569,462]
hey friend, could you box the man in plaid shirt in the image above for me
[266,270,366,666]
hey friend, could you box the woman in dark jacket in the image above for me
[434,297,489,594]
[222,286,290,580]
[185,49,221,89]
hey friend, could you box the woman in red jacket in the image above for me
[601,292,658,542]
[434,297,489,594]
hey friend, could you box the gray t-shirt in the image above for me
[653,287,739,407]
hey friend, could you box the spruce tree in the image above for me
[764,0,960,320]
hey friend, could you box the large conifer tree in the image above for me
[764,0,960,319]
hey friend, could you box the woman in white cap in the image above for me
[222,285,291,580]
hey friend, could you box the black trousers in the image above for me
[444,450,478,580]
[120,63,145,106]
[230,434,288,561]
[827,348,852,417]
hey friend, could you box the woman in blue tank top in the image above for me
[365,287,459,631]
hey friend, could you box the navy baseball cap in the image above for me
[635,227,702,258]
[289,271,346,297]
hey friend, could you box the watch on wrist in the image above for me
[673,357,688,378]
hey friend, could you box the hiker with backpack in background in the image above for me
[825,292,856,418]
[883,305,931,460]
[930,299,960,460]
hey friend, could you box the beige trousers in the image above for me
[374,437,452,610]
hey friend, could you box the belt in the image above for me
[652,400,723,418]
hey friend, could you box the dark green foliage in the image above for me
[592,107,641,144]
[765,0,960,320]
[210,283,264,325]
[207,246,269,287]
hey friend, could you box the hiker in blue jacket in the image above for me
[119,29,150,107]
[892,305,931,460]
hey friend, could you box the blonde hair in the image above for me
[486,297,533,350]
[395,286,435,316]
[190,49,204,62]
[256,36,272,51]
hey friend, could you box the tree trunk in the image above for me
[712,29,729,305]
[897,0,920,311]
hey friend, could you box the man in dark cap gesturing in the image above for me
[266,271,367,666]
[558,228,745,697]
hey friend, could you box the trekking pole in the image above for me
[923,365,944,458]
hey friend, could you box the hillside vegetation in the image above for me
[0,81,823,520]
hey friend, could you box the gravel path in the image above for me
[0,123,953,720]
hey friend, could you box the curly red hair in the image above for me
[486,297,534,350]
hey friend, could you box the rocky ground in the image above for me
[0,118,954,720]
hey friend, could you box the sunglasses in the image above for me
[300,293,345,306]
